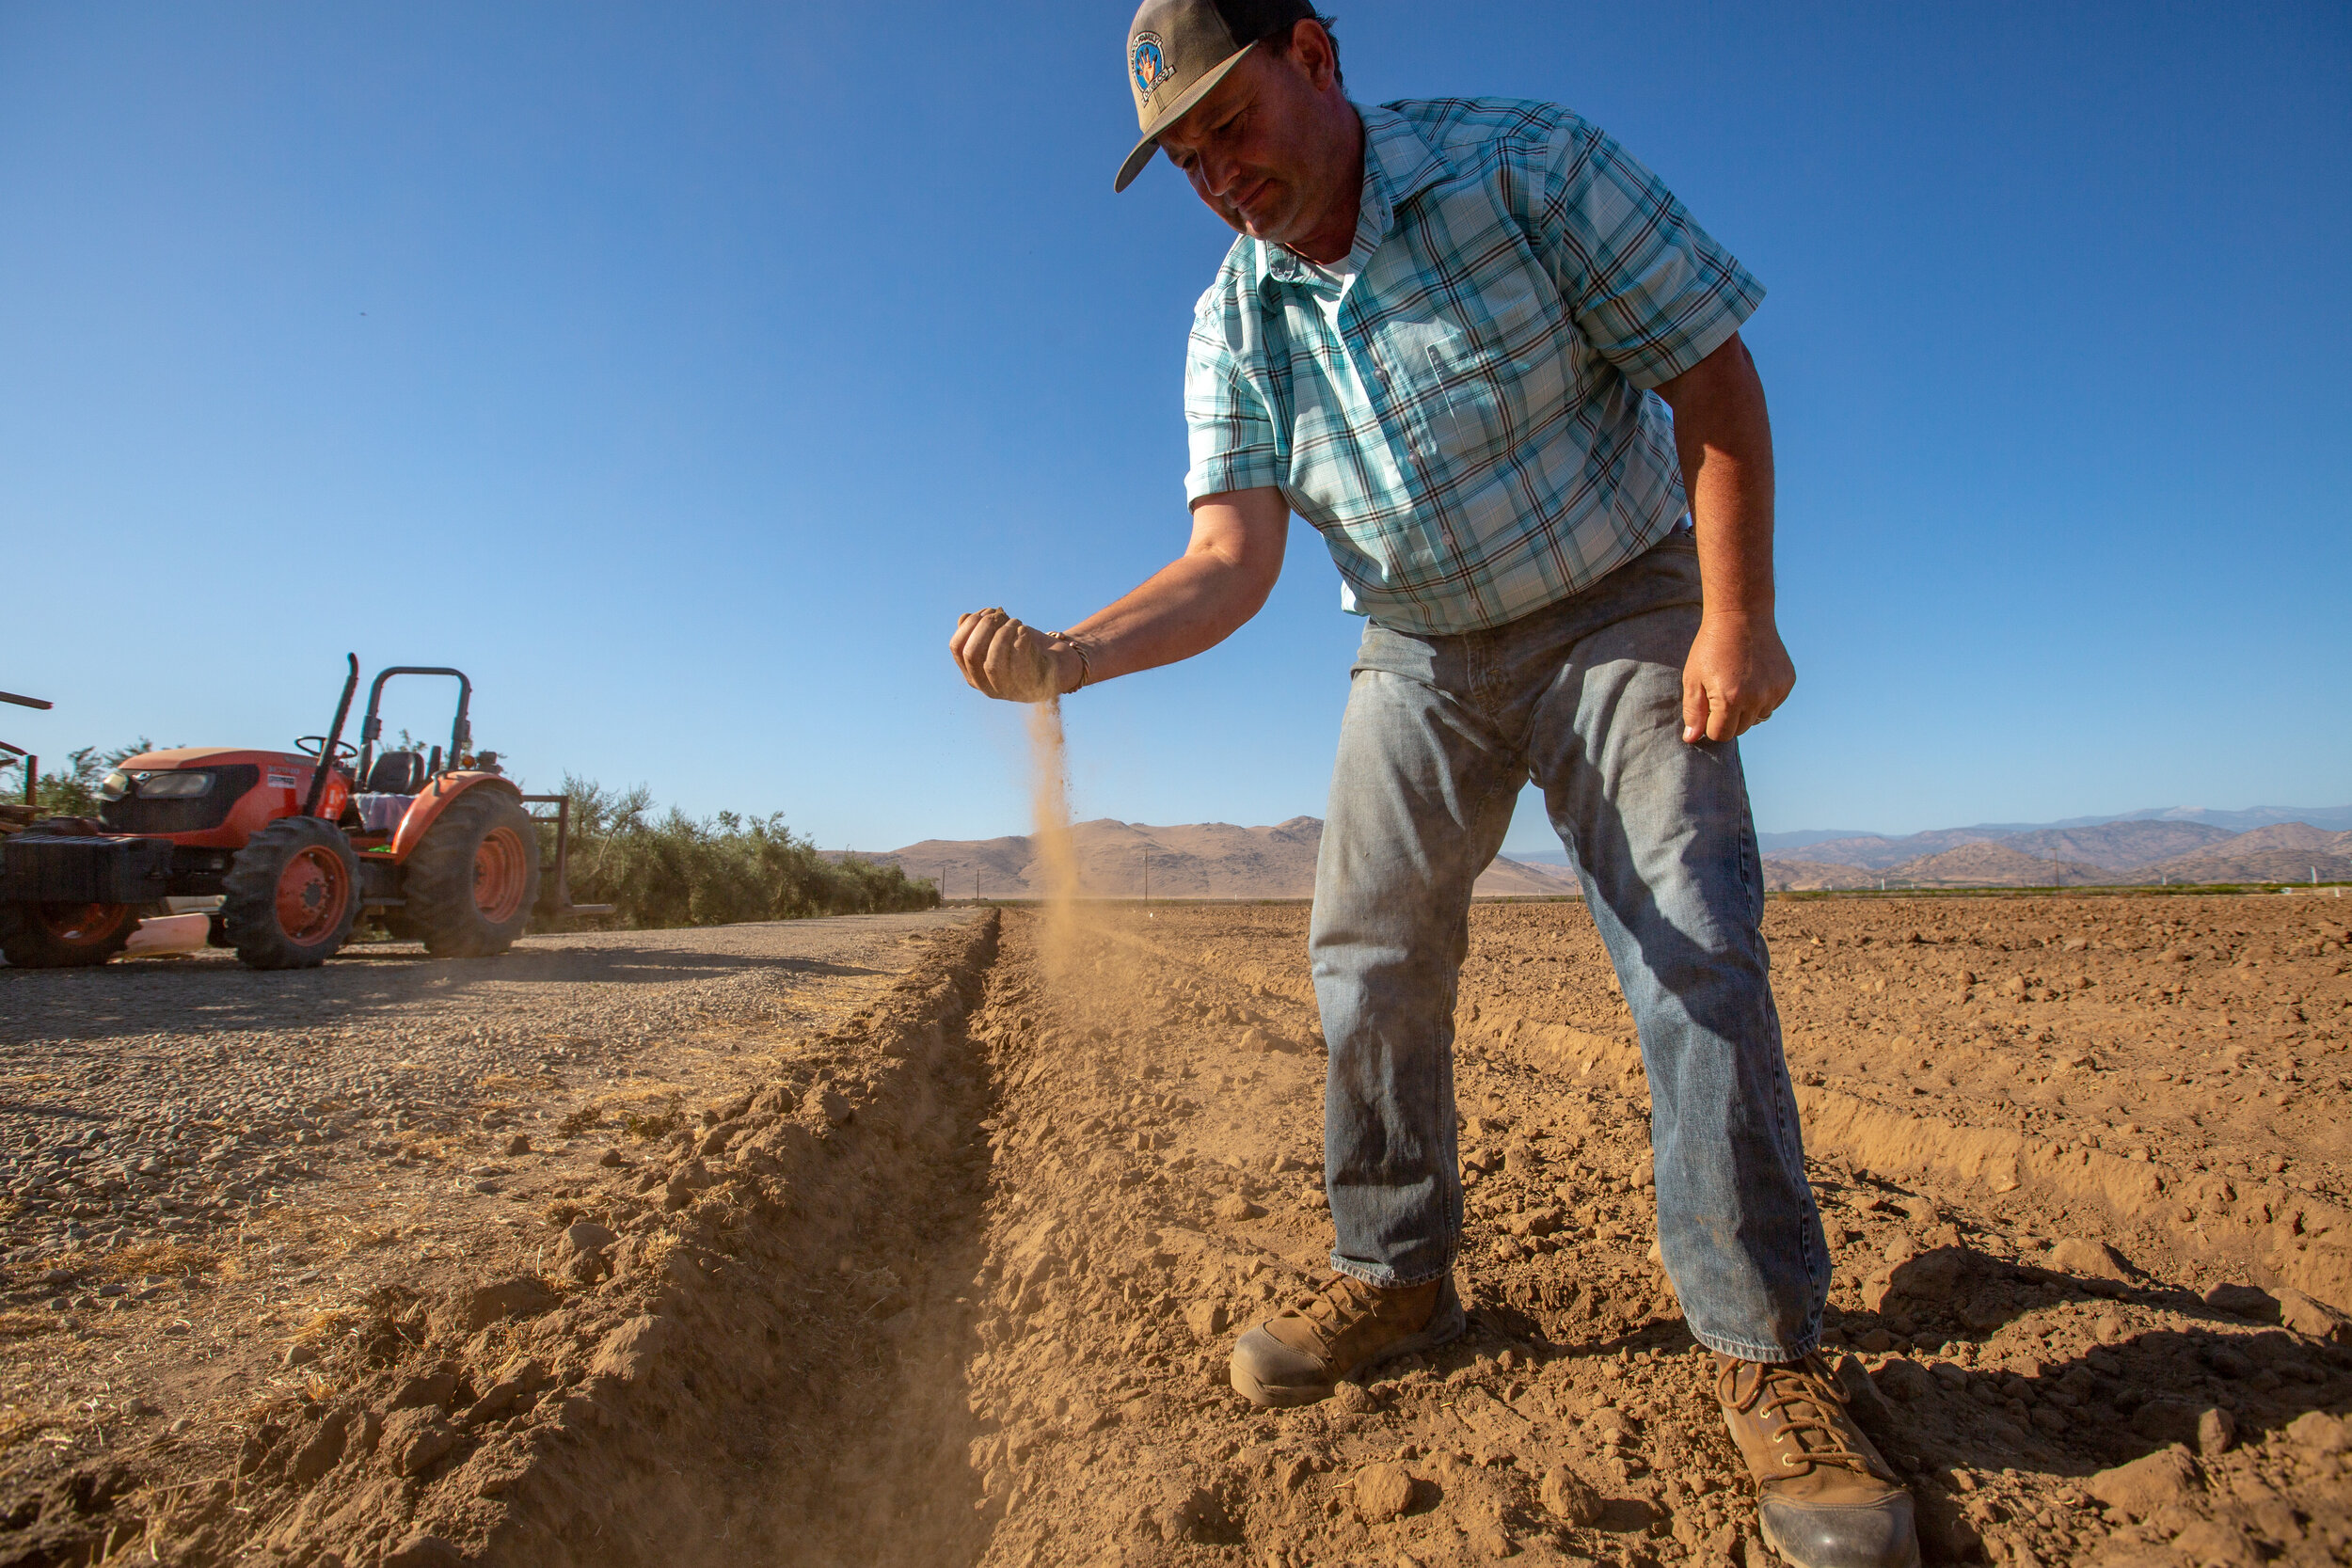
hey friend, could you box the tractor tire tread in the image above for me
[404,788,539,958]
[221,816,361,970]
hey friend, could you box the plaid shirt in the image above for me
[1184,99,1763,635]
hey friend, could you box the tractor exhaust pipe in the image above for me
[304,654,361,818]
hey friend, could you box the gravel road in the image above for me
[0,911,971,1491]
[0,914,966,1265]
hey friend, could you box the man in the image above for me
[950,7,1917,1566]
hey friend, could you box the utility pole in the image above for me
[1143,847,1151,906]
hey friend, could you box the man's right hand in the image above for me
[950,608,1080,704]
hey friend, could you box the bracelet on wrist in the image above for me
[1057,634,1094,694]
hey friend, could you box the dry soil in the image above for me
[0,894,2345,1568]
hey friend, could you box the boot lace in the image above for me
[1288,1274,1382,1340]
[1722,1353,1874,1475]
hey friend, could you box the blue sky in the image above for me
[3,2,2346,853]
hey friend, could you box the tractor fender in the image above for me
[383,774,525,863]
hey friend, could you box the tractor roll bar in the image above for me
[303,655,362,818]
[356,667,473,787]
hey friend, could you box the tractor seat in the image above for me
[366,751,427,795]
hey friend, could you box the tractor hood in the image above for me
[118,747,315,771]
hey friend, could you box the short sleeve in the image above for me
[1183,297,1285,503]
[1533,115,1764,388]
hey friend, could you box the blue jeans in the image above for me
[1310,528,1828,1363]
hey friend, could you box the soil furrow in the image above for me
[0,913,1000,1568]
[955,904,2349,1568]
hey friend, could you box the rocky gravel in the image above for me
[0,911,967,1532]
[0,916,961,1266]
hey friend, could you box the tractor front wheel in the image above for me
[221,816,362,970]
[403,790,540,958]
[0,901,140,968]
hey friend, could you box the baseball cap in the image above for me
[1117,0,1319,193]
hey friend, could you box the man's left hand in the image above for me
[1681,611,1795,743]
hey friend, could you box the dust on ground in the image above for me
[0,895,2344,1567]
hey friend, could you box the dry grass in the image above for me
[620,1101,684,1141]
[0,1407,75,1455]
[292,1307,357,1344]
[46,1240,219,1283]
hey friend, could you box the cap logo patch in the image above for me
[1131,32,1171,100]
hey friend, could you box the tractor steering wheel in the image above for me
[294,736,358,763]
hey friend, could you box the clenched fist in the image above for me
[950,608,1085,704]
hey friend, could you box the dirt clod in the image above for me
[1354,1460,1416,1522]
[437,1275,556,1334]
[1184,1299,1229,1338]
[2087,1444,2201,1517]
[1540,1462,1604,1524]
[2048,1236,2130,1281]
[381,1533,465,1568]
[2284,1409,2347,1453]
[2201,1281,2279,1320]
[2276,1288,2352,1343]
[380,1407,457,1478]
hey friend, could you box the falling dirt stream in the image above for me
[1025,697,1082,972]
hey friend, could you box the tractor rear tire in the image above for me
[0,901,139,968]
[222,816,362,970]
[404,789,540,958]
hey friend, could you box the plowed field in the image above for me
[1,895,2345,1568]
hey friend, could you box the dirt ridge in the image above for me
[17,913,1002,1568]
[1472,1009,2352,1313]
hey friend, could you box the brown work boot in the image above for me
[1229,1272,1464,1408]
[1715,1353,1920,1568]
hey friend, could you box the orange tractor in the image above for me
[0,657,607,970]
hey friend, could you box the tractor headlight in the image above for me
[135,770,214,799]
[100,770,132,801]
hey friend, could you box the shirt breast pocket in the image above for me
[1375,265,1574,473]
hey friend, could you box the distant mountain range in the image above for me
[833,817,1580,900]
[1756,818,2352,891]
[1751,803,2352,852]
[841,805,2352,900]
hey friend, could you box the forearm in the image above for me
[1066,543,1276,682]
[949,487,1288,702]
[1655,331,1793,741]
[1661,333,1776,619]
[1062,488,1289,685]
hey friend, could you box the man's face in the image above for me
[1157,37,1346,251]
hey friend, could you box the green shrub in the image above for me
[546,775,937,927]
